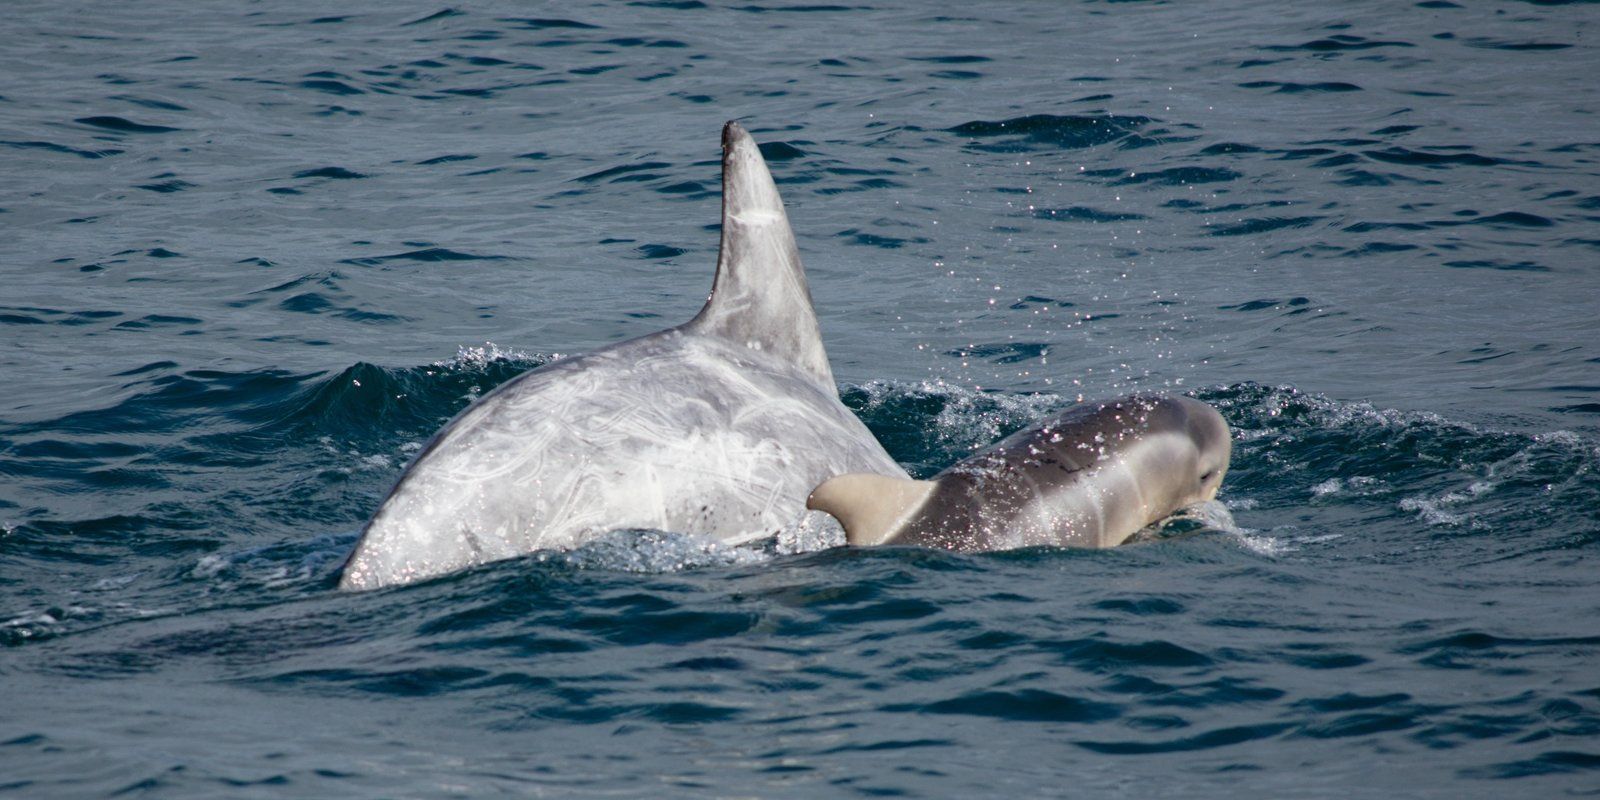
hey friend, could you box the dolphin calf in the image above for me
[340,122,908,590]
[806,395,1230,551]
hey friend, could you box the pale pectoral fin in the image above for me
[807,473,936,547]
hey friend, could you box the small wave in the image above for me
[1464,38,1572,52]
[3,140,123,159]
[496,16,601,30]
[277,292,405,324]
[734,4,862,13]
[2,605,101,646]
[1207,216,1321,236]
[574,160,674,184]
[1362,147,1507,168]
[1465,211,1554,228]
[187,533,353,591]
[943,342,1052,366]
[1443,258,1550,272]
[1268,36,1414,52]
[1208,383,1600,557]
[1309,476,1381,498]
[1113,166,1240,186]
[907,55,990,64]
[1220,296,1312,313]
[835,229,923,248]
[1121,500,1240,550]
[635,243,686,259]
[1238,80,1363,93]
[1175,499,1238,532]
[293,166,366,180]
[1031,206,1146,223]
[298,78,364,96]
[756,141,806,160]
[844,379,1063,475]
[900,689,1120,723]
[0,306,125,327]
[74,115,181,134]
[338,247,508,266]
[948,114,1152,153]
[1078,723,1293,755]
[1342,241,1420,257]
[134,179,193,193]
[400,8,462,25]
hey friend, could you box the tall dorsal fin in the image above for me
[685,121,833,387]
[807,473,937,546]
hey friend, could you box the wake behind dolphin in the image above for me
[807,395,1231,551]
[340,122,908,590]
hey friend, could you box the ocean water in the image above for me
[3,1,1599,796]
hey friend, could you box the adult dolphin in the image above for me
[340,122,908,590]
[806,395,1230,551]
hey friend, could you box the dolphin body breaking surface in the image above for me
[340,122,908,590]
[807,395,1231,552]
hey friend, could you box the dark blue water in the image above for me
[4,2,1599,796]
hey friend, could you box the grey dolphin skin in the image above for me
[339,122,908,590]
[807,395,1231,551]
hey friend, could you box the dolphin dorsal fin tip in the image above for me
[688,122,833,387]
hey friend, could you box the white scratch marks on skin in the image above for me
[344,331,907,588]
[725,211,783,225]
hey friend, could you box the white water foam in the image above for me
[849,378,1064,453]
[774,510,848,555]
[189,533,354,588]
[433,341,555,370]
[547,529,770,573]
